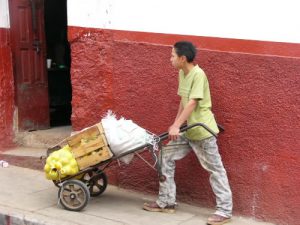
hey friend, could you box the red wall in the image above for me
[68,27,300,225]
[0,28,14,149]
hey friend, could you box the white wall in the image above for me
[68,0,300,44]
[0,0,10,28]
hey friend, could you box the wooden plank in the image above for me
[100,133,108,146]
[101,146,114,158]
[96,123,105,134]
[71,136,107,158]
[76,146,113,170]
[67,125,100,147]
[80,135,106,149]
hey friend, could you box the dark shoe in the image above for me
[143,202,175,213]
[207,214,231,225]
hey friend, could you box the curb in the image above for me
[0,205,73,225]
[0,213,45,225]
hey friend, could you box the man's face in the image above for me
[170,48,184,69]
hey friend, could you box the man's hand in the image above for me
[169,99,197,141]
[168,124,180,141]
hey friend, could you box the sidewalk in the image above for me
[0,147,275,225]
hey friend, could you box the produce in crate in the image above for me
[66,123,113,170]
[44,123,113,180]
[44,145,79,180]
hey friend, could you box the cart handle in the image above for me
[88,123,221,164]
[158,123,219,141]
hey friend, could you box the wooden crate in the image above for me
[67,123,105,147]
[76,146,113,170]
[71,134,108,158]
[67,123,113,170]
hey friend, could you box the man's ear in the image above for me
[180,55,187,63]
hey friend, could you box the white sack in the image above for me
[101,111,154,164]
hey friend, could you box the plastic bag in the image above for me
[101,111,153,164]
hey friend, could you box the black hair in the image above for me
[173,41,196,63]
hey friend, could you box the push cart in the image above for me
[46,123,219,211]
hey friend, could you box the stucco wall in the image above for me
[0,0,10,29]
[0,28,14,149]
[68,0,300,44]
[0,0,14,149]
[68,27,300,225]
[0,4,298,224]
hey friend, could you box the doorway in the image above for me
[9,0,71,131]
[44,0,71,127]
[9,0,50,131]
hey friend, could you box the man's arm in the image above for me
[175,100,184,121]
[169,99,198,140]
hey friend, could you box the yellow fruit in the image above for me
[61,165,71,175]
[46,156,53,164]
[44,146,78,180]
[70,167,78,175]
[49,170,58,180]
[48,162,55,170]
[64,150,74,160]
[44,164,51,173]
[70,158,78,167]
[54,162,62,170]
[50,152,59,161]
[61,144,70,151]
[60,157,70,165]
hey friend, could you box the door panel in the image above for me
[9,0,49,131]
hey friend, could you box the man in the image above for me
[143,41,233,225]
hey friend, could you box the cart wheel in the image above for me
[58,180,90,211]
[81,170,108,197]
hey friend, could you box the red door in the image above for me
[9,0,49,131]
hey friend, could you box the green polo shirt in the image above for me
[178,65,219,140]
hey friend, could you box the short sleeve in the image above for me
[177,71,183,96]
[177,75,180,95]
[189,73,205,100]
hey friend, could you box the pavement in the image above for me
[0,127,276,225]
[0,146,277,225]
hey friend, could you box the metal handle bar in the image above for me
[155,123,219,182]
[61,123,220,172]
[114,123,219,158]
[158,123,218,141]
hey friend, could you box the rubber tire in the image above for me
[89,172,108,197]
[81,170,108,197]
[58,179,90,211]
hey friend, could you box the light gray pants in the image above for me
[156,135,232,217]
